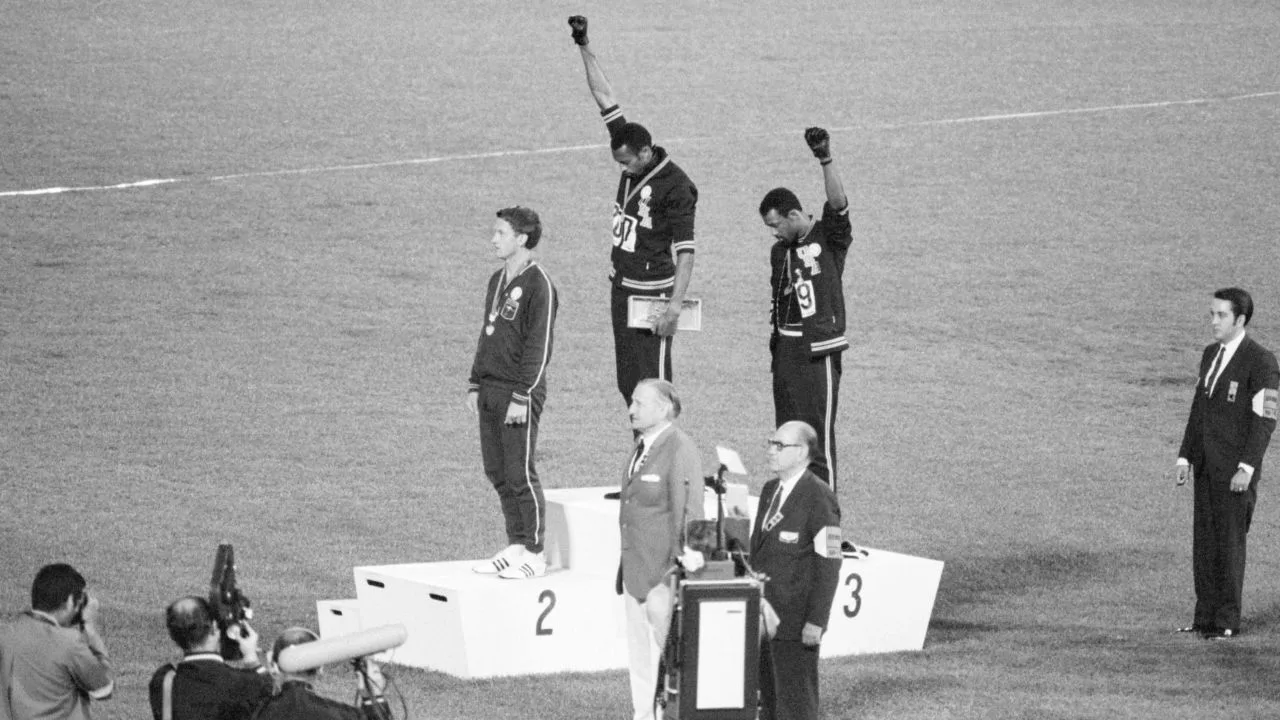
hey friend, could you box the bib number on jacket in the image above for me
[612,205,637,252]
[793,278,816,318]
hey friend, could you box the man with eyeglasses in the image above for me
[751,421,842,720]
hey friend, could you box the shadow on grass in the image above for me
[927,546,1153,644]
[939,546,1104,602]
[823,672,967,713]
[1239,597,1280,633]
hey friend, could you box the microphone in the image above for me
[276,624,407,673]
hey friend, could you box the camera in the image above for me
[69,590,89,628]
[208,543,253,660]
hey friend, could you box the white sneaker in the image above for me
[472,544,524,574]
[498,551,547,580]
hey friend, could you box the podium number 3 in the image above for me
[842,573,862,618]
[536,589,557,636]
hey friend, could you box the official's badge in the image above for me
[500,298,519,321]
[779,531,799,544]
[510,287,523,300]
[763,511,784,533]
[1228,381,1239,402]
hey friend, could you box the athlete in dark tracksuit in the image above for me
[761,127,852,491]
[571,15,698,407]
[469,209,558,560]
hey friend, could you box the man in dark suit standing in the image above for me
[618,378,705,720]
[1176,287,1280,639]
[751,421,842,720]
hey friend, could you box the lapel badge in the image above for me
[1228,381,1238,403]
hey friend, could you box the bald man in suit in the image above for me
[618,378,705,720]
[751,421,842,720]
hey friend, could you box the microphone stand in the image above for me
[703,464,729,561]
[352,656,393,720]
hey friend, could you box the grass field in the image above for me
[4,1,1280,718]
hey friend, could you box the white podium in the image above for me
[542,487,624,574]
[323,485,944,677]
[316,599,363,638]
[352,561,625,678]
[819,548,944,656]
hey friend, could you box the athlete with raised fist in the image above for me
[758,127,852,492]
[568,15,699,408]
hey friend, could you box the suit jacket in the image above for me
[253,681,362,720]
[1178,334,1280,483]
[750,470,842,642]
[618,424,705,600]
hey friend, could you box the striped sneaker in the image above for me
[472,544,524,574]
[498,551,547,580]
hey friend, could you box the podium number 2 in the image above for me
[536,589,556,636]
[842,573,862,618]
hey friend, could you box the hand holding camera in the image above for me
[78,593,100,628]
[224,621,262,666]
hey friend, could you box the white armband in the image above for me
[1253,388,1279,419]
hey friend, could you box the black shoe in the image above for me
[604,491,621,500]
[1205,628,1240,640]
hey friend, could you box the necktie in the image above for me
[629,440,645,476]
[1205,344,1226,396]
[762,484,784,532]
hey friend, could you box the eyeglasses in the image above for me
[765,439,802,451]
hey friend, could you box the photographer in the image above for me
[148,596,272,720]
[0,563,114,720]
[253,627,364,720]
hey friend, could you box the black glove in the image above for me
[568,16,589,46]
[804,126,831,161]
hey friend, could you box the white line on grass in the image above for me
[3,91,1276,199]
[882,90,1280,129]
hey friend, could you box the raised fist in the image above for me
[568,16,589,46]
[804,126,831,161]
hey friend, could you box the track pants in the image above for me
[612,286,673,406]
[477,383,545,553]
[772,335,841,491]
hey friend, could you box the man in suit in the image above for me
[751,421,842,720]
[253,627,364,720]
[618,378,705,720]
[1176,287,1279,639]
[148,596,272,720]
